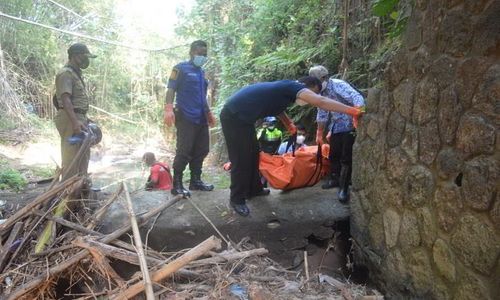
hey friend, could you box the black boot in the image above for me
[171,173,190,197]
[189,174,214,191]
[338,166,350,203]
[322,173,339,189]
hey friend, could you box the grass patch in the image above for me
[30,166,56,179]
[0,168,27,192]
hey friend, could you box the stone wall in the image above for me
[351,0,499,299]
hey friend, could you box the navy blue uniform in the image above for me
[220,80,305,205]
[167,61,210,178]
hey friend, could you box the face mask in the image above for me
[79,55,90,69]
[321,81,327,92]
[268,126,275,130]
[296,135,306,144]
[193,55,208,67]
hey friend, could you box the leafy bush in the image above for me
[0,168,27,191]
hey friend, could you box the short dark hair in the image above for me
[298,76,322,90]
[190,40,207,52]
[142,152,156,165]
[296,123,306,131]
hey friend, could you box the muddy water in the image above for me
[89,153,147,193]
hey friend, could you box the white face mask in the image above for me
[296,135,306,144]
[193,55,208,67]
[321,81,327,92]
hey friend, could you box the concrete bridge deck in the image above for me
[100,184,350,266]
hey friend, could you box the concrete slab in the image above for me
[100,184,350,266]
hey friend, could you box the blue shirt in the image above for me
[167,61,209,124]
[225,80,306,124]
[277,141,306,155]
[316,79,365,134]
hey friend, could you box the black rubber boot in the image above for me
[189,174,214,191]
[231,202,250,216]
[171,173,190,197]
[322,173,339,189]
[338,166,350,203]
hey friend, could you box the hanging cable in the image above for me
[0,11,188,52]
[44,0,114,34]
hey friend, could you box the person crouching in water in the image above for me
[143,152,173,191]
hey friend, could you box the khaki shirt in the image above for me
[55,66,90,113]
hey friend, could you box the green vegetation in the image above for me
[30,166,56,179]
[0,168,27,191]
[0,0,409,155]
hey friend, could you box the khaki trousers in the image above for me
[54,110,89,179]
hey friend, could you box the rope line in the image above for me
[0,11,188,52]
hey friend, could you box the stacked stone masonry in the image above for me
[351,0,500,299]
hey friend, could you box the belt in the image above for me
[74,108,87,115]
[58,108,87,115]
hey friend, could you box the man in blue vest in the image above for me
[164,40,216,196]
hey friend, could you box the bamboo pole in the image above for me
[6,195,183,300]
[73,236,162,266]
[86,183,123,230]
[110,236,221,300]
[73,237,203,280]
[34,196,69,253]
[34,211,162,257]
[0,175,80,234]
[190,248,268,265]
[122,182,154,300]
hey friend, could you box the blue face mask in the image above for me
[193,55,208,67]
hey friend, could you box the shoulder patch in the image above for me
[169,68,179,80]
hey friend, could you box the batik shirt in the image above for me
[316,79,365,134]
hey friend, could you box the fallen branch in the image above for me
[34,211,166,258]
[122,182,154,300]
[318,273,354,300]
[0,222,24,273]
[73,237,203,280]
[34,196,70,253]
[189,248,268,265]
[5,195,183,299]
[86,183,123,230]
[86,245,126,288]
[110,235,221,300]
[0,176,80,234]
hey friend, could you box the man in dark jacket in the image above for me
[220,77,363,216]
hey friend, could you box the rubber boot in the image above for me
[322,173,339,189]
[338,166,350,203]
[189,174,214,191]
[171,173,190,197]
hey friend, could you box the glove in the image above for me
[316,128,324,145]
[207,111,216,127]
[326,131,332,142]
[347,106,365,129]
[164,104,175,127]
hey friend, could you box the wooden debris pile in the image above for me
[0,176,382,299]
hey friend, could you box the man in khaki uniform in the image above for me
[54,43,96,179]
